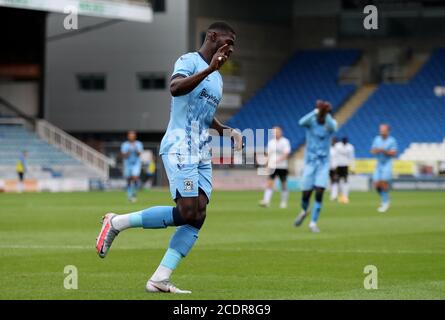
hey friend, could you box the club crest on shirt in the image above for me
[184,179,194,192]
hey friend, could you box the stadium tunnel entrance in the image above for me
[0,7,46,119]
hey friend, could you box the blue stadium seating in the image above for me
[337,48,445,158]
[226,49,361,150]
[0,123,80,166]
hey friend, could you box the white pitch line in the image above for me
[0,244,442,255]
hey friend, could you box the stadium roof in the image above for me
[0,0,153,22]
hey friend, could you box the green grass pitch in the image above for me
[0,190,444,300]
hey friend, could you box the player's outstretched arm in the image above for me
[170,44,230,97]
[211,118,243,151]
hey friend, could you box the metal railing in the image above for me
[339,65,364,86]
[382,65,409,84]
[36,119,114,179]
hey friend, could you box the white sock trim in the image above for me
[151,265,173,282]
[264,188,273,203]
[110,214,131,231]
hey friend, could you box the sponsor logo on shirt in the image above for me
[199,88,220,106]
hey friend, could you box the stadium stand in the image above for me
[401,139,445,162]
[226,49,361,150]
[0,121,103,179]
[337,48,445,158]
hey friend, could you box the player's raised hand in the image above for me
[316,100,332,115]
[209,44,230,71]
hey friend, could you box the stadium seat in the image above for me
[0,122,101,178]
[337,48,445,158]
[226,49,361,151]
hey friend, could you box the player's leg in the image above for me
[147,161,212,293]
[126,178,132,200]
[123,165,133,201]
[146,193,205,294]
[329,168,339,201]
[128,177,136,202]
[378,174,391,213]
[96,155,194,258]
[295,163,315,226]
[340,166,350,203]
[96,202,181,259]
[130,163,141,201]
[308,160,329,232]
[309,187,325,233]
[294,189,312,226]
[17,172,24,193]
[279,170,289,209]
[373,167,387,211]
[260,172,275,207]
[338,166,348,203]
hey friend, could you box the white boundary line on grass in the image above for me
[0,244,443,255]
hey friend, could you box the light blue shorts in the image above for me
[373,164,393,182]
[124,163,141,178]
[162,154,212,201]
[301,159,330,191]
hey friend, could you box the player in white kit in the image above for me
[259,126,292,209]
[334,137,355,204]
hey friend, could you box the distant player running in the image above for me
[371,124,397,213]
[259,126,291,209]
[96,22,242,294]
[294,101,337,233]
[334,137,355,204]
[121,131,143,202]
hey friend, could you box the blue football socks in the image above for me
[160,248,183,270]
[381,190,390,204]
[311,201,322,223]
[127,206,175,229]
[158,225,200,271]
[302,198,310,211]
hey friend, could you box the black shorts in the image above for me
[18,172,24,181]
[269,169,288,182]
[337,166,349,180]
[329,169,338,182]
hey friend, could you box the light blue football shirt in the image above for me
[159,52,223,163]
[299,110,337,163]
[121,141,143,166]
[371,135,398,166]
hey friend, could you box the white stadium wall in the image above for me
[44,0,189,132]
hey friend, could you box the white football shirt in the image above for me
[267,137,291,169]
[330,145,337,170]
[334,142,355,167]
